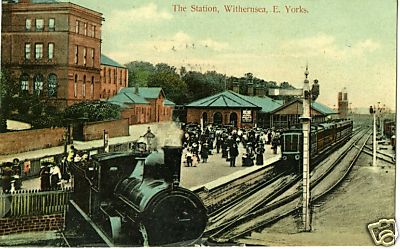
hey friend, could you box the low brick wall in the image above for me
[82,119,129,141]
[0,214,64,236]
[0,128,65,155]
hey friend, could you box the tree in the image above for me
[148,69,188,104]
[125,61,155,87]
[0,69,19,132]
[64,101,121,122]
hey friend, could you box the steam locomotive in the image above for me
[64,145,208,247]
[280,119,353,171]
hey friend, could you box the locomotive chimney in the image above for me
[163,146,182,188]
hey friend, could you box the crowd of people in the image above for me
[181,123,282,168]
[0,153,74,193]
[1,124,283,193]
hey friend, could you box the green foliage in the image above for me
[0,69,19,132]
[183,71,225,102]
[64,100,121,122]
[124,60,297,104]
[125,61,155,87]
[148,67,188,105]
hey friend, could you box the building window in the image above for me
[90,48,94,67]
[108,68,111,83]
[74,45,78,64]
[48,43,54,59]
[92,25,96,38]
[36,19,44,31]
[25,19,31,31]
[35,43,43,59]
[75,20,79,33]
[113,69,116,84]
[82,75,86,98]
[91,76,94,98]
[48,74,57,97]
[119,70,122,85]
[48,18,55,31]
[74,74,78,98]
[24,43,31,59]
[83,47,87,66]
[20,74,29,92]
[34,74,44,95]
[84,23,87,36]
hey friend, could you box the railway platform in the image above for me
[180,144,280,189]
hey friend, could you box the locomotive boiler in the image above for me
[280,119,353,172]
[65,145,208,247]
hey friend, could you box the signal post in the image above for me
[269,66,319,232]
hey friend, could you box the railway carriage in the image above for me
[280,119,353,171]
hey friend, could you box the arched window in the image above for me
[48,73,57,97]
[20,74,29,93]
[213,112,222,125]
[74,74,78,98]
[230,112,238,127]
[91,76,94,98]
[34,74,43,95]
[82,75,86,98]
[202,112,208,124]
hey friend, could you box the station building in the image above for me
[1,0,103,109]
[185,90,281,128]
[185,90,336,129]
[108,87,175,125]
[269,99,337,129]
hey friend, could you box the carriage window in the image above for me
[284,134,299,152]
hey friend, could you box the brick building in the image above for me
[185,90,336,129]
[1,0,103,109]
[100,54,128,99]
[185,90,281,128]
[108,87,175,125]
[269,99,336,129]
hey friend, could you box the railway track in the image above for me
[206,127,370,243]
[193,160,283,215]
[363,145,395,164]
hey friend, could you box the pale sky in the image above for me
[70,0,397,110]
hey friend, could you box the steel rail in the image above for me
[210,128,370,242]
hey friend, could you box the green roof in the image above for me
[120,87,164,99]
[164,99,175,106]
[185,90,261,109]
[271,99,336,115]
[139,87,164,99]
[242,95,282,113]
[101,54,125,68]
[311,102,336,115]
[107,91,149,106]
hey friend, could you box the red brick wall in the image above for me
[1,1,103,110]
[186,108,257,128]
[0,128,65,155]
[0,214,64,236]
[100,65,128,99]
[82,119,129,141]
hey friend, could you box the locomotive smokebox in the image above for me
[162,146,182,187]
